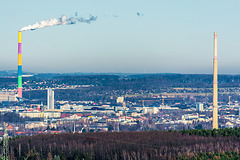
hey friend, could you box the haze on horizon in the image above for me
[1,0,240,74]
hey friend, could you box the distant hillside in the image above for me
[50,74,240,88]
[19,73,240,102]
[0,70,17,77]
[8,130,240,160]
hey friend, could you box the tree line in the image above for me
[6,128,240,160]
[177,151,240,160]
[179,127,240,137]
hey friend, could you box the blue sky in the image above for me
[1,0,240,74]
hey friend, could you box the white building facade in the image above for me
[47,88,54,110]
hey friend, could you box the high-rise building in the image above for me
[47,88,54,110]
[239,108,240,117]
[196,103,203,111]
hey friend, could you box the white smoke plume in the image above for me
[20,14,97,31]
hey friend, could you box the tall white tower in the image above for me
[213,32,218,129]
[47,88,54,110]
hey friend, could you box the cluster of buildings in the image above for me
[0,87,240,138]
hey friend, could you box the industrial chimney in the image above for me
[213,32,218,129]
[18,31,23,99]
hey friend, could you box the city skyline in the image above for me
[1,0,240,74]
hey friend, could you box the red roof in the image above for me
[50,131,61,134]
[7,125,13,130]
[15,132,26,134]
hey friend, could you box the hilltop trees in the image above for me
[7,128,240,159]
[179,127,240,137]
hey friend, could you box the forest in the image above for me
[6,127,240,160]
[18,73,240,103]
[177,151,240,160]
[179,127,240,137]
[3,73,240,89]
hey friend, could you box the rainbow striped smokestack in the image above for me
[18,31,22,98]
